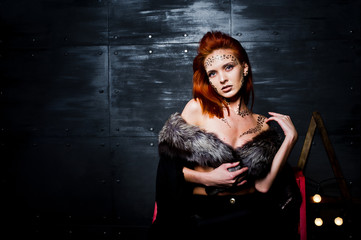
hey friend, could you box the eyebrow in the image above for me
[206,61,237,74]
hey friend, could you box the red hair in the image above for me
[192,31,254,118]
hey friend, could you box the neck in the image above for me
[224,96,249,116]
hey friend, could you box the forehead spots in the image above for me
[204,54,238,68]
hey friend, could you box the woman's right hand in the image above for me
[204,162,248,187]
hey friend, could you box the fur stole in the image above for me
[158,112,282,180]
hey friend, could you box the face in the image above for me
[204,49,248,99]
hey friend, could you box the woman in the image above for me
[149,31,301,240]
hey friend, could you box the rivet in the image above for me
[149,50,153,54]
[114,51,118,55]
[236,33,242,36]
[116,179,120,183]
[114,35,118,39]
[184,49,188,53]
[150,142,154,146]
[230,198,236,204]
[184,33,188,37]
[350,86,354,90]
[349,30,353,34]
[148,34,152,38]
[149,127,154,131]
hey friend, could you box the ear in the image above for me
[243,63,249,76]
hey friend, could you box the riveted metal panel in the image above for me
[0,0,108,48]
[109,43,195,137]
[111,136,158,225]
[109,0,231,45]
[1,46,109,137]
[232,0,360,42]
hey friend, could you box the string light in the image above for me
[334,217,343,226]
[314,218,323,226]
[312,194,322,203]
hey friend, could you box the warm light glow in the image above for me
[334,217,343,226]
[314,218,323,226]
[312,194,322,203]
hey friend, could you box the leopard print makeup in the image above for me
[204,54,238,68]
[239,115,266,137]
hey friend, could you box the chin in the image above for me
[222,91,237,99]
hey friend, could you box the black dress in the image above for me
[148,113,301,240]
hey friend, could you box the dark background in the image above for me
[0,0,360,239]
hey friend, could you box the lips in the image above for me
[221,85,232,92]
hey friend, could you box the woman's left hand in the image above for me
[266,112,298,144]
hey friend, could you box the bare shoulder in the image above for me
[181,99,203,126]
[252,113,270,131]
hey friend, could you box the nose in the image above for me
[219,72,228,84]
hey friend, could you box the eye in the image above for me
[208,71,216,78]
[225,64,234,71]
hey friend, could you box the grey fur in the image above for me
[159,112,234,167]
[158,112,282,179]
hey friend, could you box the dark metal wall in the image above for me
[0,0,360,239]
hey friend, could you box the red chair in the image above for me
[152,202,157,223]
[295,170,307,240]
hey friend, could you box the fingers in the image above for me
[237,180,247,186]
[266,112,291,123]
[266,112,298,141]
[229,167,248,184]
[222,161,240,168]
[266,112,293,127]
[232,166,248,176]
